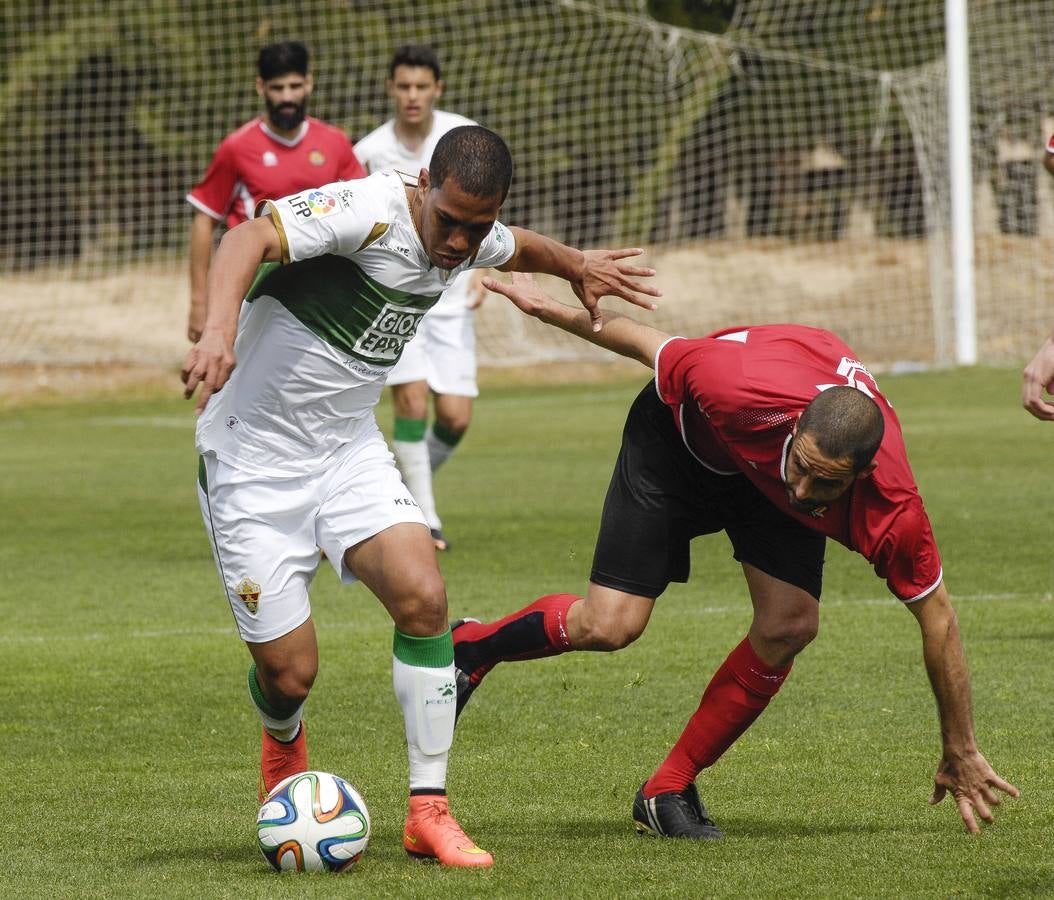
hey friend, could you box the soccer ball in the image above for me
[256,771,370,873]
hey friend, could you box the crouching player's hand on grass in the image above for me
[930,749,1019,834]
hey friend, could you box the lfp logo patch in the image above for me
[306,190,337,216]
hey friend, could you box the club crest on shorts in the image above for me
[234,578,262,614]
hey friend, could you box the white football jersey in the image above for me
[196,170,516,476]
[354,109,476,175]
[355,110,479,315]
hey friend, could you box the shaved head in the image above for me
[797,386,885,473]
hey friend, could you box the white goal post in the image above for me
[946,0,976,365]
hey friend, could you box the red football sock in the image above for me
[643,636,792,797]
[453,593,579,680]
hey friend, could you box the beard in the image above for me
[267,98,307,131]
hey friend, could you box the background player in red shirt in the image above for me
[185,41,365,341]
[453,271,1019,839]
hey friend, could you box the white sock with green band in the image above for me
[392,628,456,791]
[393,417,441,531]
[426,422,463,474]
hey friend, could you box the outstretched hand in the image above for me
[1022,337,1054,421]
[181,332,236,415]
[929,748,1019,833]
[571,248,660,332]
[481,271,553,317]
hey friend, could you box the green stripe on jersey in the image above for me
[248,255,440,362]
[246,261,282,299]
[393,629,454,668]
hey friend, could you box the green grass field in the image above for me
[2,367,1052,899]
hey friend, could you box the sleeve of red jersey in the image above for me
[186,138,237,221]
[869,500,944,603]
[341,140,368,181]
[1046,134,1054,154]
[654,335,695,405]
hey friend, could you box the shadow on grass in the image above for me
[714,816,937,839]
[515,815,929,841]
[133,844,257,868]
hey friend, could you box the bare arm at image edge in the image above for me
[187,211,219,342]
[907,582,1020,833]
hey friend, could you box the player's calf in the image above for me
[451,595,580,720]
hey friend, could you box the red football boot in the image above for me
[257,722,308,802]
[403,794,493,868]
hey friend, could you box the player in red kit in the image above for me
[453,272,1019,840]
[185,41,365,341]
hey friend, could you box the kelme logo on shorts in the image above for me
[234,578,262,615]
[352,302,426,363]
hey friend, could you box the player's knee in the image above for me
[783,621,817,655]
[437,413,470,436]
[754,613,818,657]
[257,660,317,707]
[392,389,428,420]
[391,572,449,635]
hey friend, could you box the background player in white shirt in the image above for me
[354,45,482,551]
[181,125,660,868]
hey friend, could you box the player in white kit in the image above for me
[354,45,481,550]
[182,125,660,868]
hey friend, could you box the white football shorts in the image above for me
[197,425,427,643]
[386,308,478,397]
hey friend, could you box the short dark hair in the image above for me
[425,126,512,202]
[389,44,441,80]
[798,386,885,473]
[430,126,513,202]
[258,41,309,81]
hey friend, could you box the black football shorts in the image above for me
[589,384,825,600]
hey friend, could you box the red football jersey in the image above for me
[655,325,942,603]
[187,116,366,229]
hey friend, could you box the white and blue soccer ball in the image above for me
[256,771,370,873]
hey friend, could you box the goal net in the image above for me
[1,0,1052,373]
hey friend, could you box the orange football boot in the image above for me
[257,722,308,802]
[403,794,493,868]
